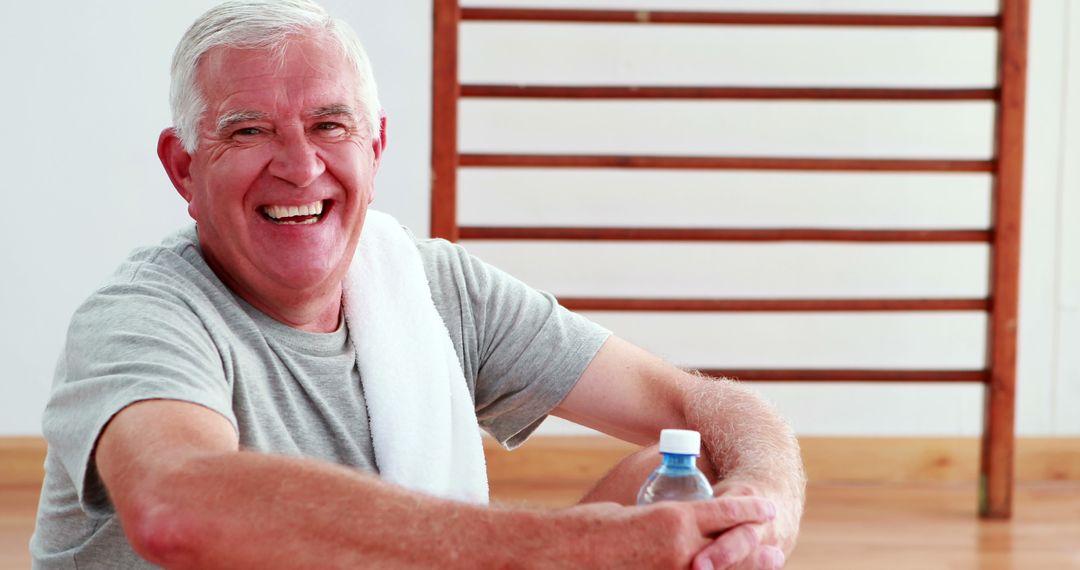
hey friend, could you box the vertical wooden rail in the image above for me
[431,0,461,241]
[981,0,1028,519]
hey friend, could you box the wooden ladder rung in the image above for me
[559,297,989,312]
[458,226,991,243]
[460,85,1000,101]
[460,9,1000,28]
[695,369,990,382]
[459,154,996,173]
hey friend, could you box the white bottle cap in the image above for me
[658,429,701,456]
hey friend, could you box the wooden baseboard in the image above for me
[5,435,1079,489]
[482,436,1080,484]
[797,437,1080,483]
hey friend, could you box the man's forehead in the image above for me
[196,38,365,130]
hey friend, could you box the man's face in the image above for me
[176,35,382,317]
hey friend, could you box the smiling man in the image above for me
[160,31,378,332]
[31,2,804,569]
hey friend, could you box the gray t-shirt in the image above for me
[31,225,610,569]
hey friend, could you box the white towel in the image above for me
[342,210,489,504]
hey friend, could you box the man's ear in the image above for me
[368,113,388,205]
[373,111,387,162]
[157,128,199,220]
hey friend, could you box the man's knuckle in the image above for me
[646,503,693,534]
[742,524,763,545]
[715,498,742,521]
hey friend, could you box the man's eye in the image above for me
[315,122,345,132]
[233,127,262,137]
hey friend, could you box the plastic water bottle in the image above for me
[637,429,713,505]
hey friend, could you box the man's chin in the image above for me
[250,233,351,282]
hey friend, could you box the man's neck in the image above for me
[245,291,343,333]
[202,253,345,333]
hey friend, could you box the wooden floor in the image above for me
[789,483,1080,570]
[1,485,39,570]
[3,482,1079,569]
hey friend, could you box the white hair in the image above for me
[170,0,381,152]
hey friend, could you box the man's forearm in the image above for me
[123,450,768,570]
[578,373,804,531]
[125,451,548,569]
[685,375,806,552]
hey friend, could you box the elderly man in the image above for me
[31,1,804,568]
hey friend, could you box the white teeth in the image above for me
[263,200,324,221]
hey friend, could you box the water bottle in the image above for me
[637,429,713,505]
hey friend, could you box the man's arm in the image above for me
[97,399,777,569]
[554,336,806,567]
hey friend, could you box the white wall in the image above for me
[0,0,431,434]
[1,0,1075,438]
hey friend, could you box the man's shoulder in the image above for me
[100,225,208,288]
[401,225,459,255]
[395,225,475,281]
[72,225,227,322]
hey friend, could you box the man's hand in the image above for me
[567,496,776,569]
[579,444,790,569]
[691,482,791,570]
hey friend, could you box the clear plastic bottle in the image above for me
[636,429,713,505]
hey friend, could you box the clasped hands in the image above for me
[654,481,787,570]
[575,480,791,570]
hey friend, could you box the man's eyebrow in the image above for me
[310,104,357,119]
[215,110,269,132]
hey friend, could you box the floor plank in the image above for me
[0,485,40,570]
[3,482,1078,568]
[789,483,1080,570]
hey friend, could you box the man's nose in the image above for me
[268,129,325,188]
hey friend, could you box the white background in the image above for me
[0,0,1076,437]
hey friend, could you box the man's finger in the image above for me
[693,496,776,534]
[691,524,763,570]
[754,545,786,569]
[729,544,788,570]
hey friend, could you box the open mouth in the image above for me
[261,200,328,225]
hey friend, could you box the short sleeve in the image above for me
[43,270,238,517]
[418,238,611,449]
